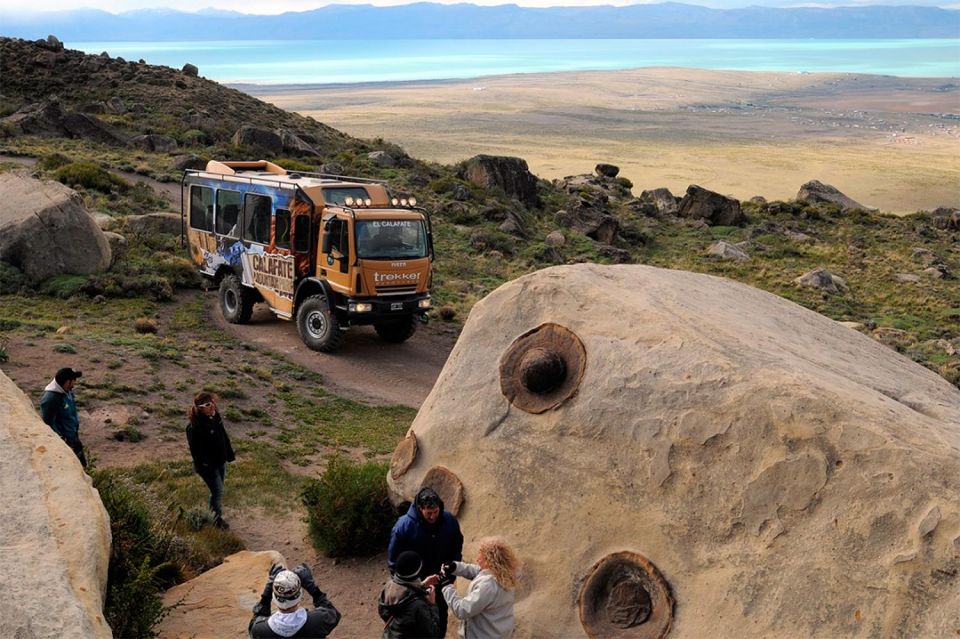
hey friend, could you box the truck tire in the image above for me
[297,294,343,352]
[374,315,418,344]
[219,274,254,324]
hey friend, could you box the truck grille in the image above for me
[376,285,418,296]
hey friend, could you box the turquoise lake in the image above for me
[73,39,960,84]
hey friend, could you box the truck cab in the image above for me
[181,160,433,352]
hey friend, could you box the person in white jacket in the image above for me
[425,537,521,639]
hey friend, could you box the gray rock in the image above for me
[231,126,282,154]
[79,102,105,114]
[678,185,743,226]
[595,243,632,263]
[103,231,126,266]
[61,112,128,146]
[498,210,527,237]
[452,184,471,201]
[171,154,206,171]
[277,129,317,156]
[640,187,680,217]
[186,112,217,134]
[545,230,566,247]
[894,273,921,283]
[750,195,768,204]
[797,180,875,213]
[784,230,815,243]
[923,266,951,280]
[123,212,182,236]
[368,150,396,168]
[459,155,539,208]
[91,213,114,230]
[38,34,63,52]
[130,134,178,153]
[931,207,959,231]
[104,96,126,114]
[2,99,66,136]
[0,173,111,284]
[708,240,750,261]
[182,63,199,77]
[321,162,344,175]
[795,267,848,294]
[554,194,620,244]
[595,163,620,178]
[912,248,941,266]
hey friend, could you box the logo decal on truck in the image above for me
[374,272,421,284]
[244,252,295,296]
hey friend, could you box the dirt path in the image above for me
[212,297,457,408]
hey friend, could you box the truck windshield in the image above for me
[356,220,428,259]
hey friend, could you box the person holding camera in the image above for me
[378,550,442,638]
[388,487,463,636]
[249,562,341,638]
[424,537,521,639]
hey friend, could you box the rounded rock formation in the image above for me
[388,263,960,638]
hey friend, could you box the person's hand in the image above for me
[422,574,440,589]
[425,585,436,604]
[293,563,318,592]
[440,562,456,577]
[268,563,285,581]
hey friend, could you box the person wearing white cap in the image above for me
[249,563,341,638]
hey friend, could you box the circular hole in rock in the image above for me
[579,551,674,639]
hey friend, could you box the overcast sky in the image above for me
[1,0,954,13]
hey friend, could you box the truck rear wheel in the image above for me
[374,315,418,344]
[297,294,343,352]
[219,274,254,324]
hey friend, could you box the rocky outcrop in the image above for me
[231,125,283,154]
[458,155,539,208]
[388,264,960,638]
[554,193,619,244]
[678,184,743,226]
[278,129,318,156]
[130,134,178,153]
[595,163,619,178]
[60,112,128,146]
[931,207,959,231]
[640,187,680,216]
[707,240,750,261]
[181,63,199,77]
[0,172,111,283]
[797,180,875,213]
[2,99,66,136]
[0,371,111,639]
[368,150,396,168]
[159,550,284,639]
[123,212,182,236]
[795,267,848,294]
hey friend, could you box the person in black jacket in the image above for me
[249,562,341,639]
[378,550,441,638]
[186,392,235,529]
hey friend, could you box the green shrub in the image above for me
[302,457,394,557]
[55,162,129,194]
[0,261,27,294]
[53,343,77,354]
[469,228,515,256]
[38,152,73,171]
[275,157,316,173]
[41,274,88,299]
[0,336,8,363]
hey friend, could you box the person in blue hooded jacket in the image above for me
[40,367,86,467]
[388,487,463,636]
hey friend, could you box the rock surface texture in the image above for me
[388,263,960,639]
[459,155,539,208]
[0,172,111,283]
[0,371,111,639]
[159,550,285,639]
[797,180,875,213]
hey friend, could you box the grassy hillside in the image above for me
[1,34,957,390]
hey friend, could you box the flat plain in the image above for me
[244,68,960,214]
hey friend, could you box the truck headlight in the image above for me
[350,303,373,313]
[418,298,431,309]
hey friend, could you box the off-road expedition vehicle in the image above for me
[181,160,433,352]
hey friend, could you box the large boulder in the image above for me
[677,184,743,226]
[1,99,66,136]
[130,134,178,153]
[458,155,539,208]
[159,550,283,639]
[60,112,128,146]
[231,126,283,154]
[278,129,318,156]
[0,173,111,283]
[640,187,680,217]
[0,371,111,638]
[797,180,875,213]
[123,212,182,236]
[554,193,620,244]
[388,264,960,638]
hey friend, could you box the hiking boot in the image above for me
[214,516,230,530]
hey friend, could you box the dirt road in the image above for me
[212,297,457,408]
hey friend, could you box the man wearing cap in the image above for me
[388,487,463,636]
[378,550,441,638]
[40,367,86,468]
[249,562,340,638]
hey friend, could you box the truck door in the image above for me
[320,216,352,295]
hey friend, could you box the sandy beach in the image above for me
[241,68,960,214]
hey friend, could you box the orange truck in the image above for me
[181,160,433,352]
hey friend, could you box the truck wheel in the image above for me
[297,294,343,352]
[374,315,418,343]
[219,274,254,324]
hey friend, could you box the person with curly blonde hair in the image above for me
[424,537,521,638]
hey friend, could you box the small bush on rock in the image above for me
[55,161,129,194]
[302,456,394,557]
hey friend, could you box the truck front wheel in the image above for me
[374,315,418,344]
[219,274,254,324]
[297,295,343,352]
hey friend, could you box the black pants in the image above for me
[437,591,448,637]
[197,464,226,519]
[65,436,87,468]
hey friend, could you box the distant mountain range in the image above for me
[2,3,958,41]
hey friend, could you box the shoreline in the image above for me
[246,67,960,213]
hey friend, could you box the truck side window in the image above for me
[275,209,291,250]
[189,186,214,231]
[327,219,348,256]
[243,193,272,245]
[293,216,310,253]
[216,189,242,237]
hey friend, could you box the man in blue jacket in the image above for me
[388,487,463,636]
[39,367,86,468]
